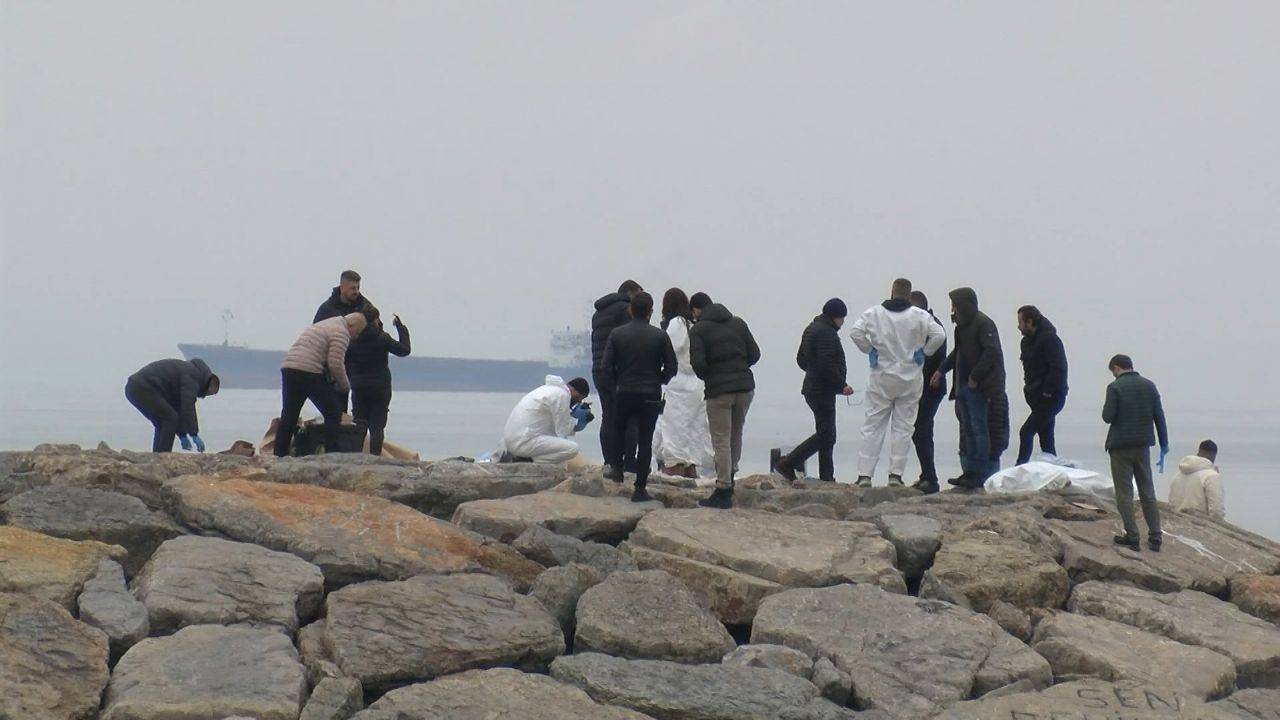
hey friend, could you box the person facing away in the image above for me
[345,305,411,457]
[125,358,220,453]
[910,291,948,494]
[592,280,643,473]
[600,292,678,502]
[1103,354,1169,552]
[1016,305,1069,465]
[274,313,367,457]
[500,375,592,465]
[689,294,761,509]
[775,298,854,484]
[932,287,1008,489]
[314,269,370,323]
[653,288,714,479]
[849,279,947,488]
[1167,440,1225,520]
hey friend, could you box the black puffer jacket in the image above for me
[922,309,948,399]
[689,304,761,398]
[601,318,678,395]
[314,287,369,323]
[796,316,846,396]
[128,359,216,436]
[939,288,1006,399]
[591,293,631,372]
[346,321,411,390]
[1020,316,1069,406]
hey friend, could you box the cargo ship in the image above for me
[179,326,593,393]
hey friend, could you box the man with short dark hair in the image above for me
[909,291,948,494]
[315,270,369,322]
[1016,305,1069,464]
[499,376,593,465]
[592,280,644,474]
[1103,354,1169,551]
[600,292,678,502]
[1168,440,1224,520]
[690,292,713,320]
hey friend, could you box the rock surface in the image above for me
[321,573,564,692]
[164,476,543,590]
[0,525,127,609]
[77,559,148,657]
[0,591,110,720]
[751,583,1051,717]
[551,652,860,720]
[722,644,814,679]
[299,677,363,720]
[513,525,639,576]
[574,570,735,663]
[452,491,660,543]
[986,599,1034,642]
[920,532,1069,612]
[359,668,653,719]
[1070,580,1280,688]
[133,535,325,634]
[529,563,602,644]
[102,625,306,720]
[1210,688,1280,719]
[941,679,1247,719]
[1231,574,1280,626]
[874,513,942,579]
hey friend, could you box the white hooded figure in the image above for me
[1167,452,1225,520]
[499,375,582,464]
[653,315,714,474]
[849,287,947,482]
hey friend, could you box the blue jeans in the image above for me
[956,386,997,479]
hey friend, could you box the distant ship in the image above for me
[179,326,593,393]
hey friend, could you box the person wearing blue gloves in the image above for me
[125,358,220,453]
[1103,354,1169,552]
[498,375,592,466]
[849,279,947,488]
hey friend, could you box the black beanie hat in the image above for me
[822,298,848,319]
[568,377,590,397]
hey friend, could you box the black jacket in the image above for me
[346,321,411,390]
[922,309,948,399]
[939,288,1006,399]
[601,318,678,395]
[1104,371,1168,451]
[689,304,761,398]
[796,316,846,396]
[591,293,631,373]
[1020,316,1069,406]
[128,359,215,436]
[314,287,369,323]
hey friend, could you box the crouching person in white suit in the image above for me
[499,375,593,464]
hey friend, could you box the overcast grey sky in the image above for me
[2,1,1278,413]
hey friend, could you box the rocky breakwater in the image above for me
[0,445,1276,720]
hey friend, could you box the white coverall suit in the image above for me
[849,303,947,478]
[500,375,580,464]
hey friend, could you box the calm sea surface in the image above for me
[1,388,1274,540]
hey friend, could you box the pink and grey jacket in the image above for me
[281,316,353,391]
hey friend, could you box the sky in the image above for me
[2,1,1279,417]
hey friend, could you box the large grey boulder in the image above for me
[0,591,110,720]
[1231,574,1280,626]
[133,535,325,635]
[102,625,307,720]
[77,559,148,658]
[574,570,734,663]
[1210,688,1280,718]
[722,644,814,679]
[513,525,639,576]
[529,563,602,645]
[359,668,653,719]
[551,653,861,720]
[0,525,128,610]
[322,573,564,692]
[941,679,1247,720]
[919,532,1070,612]
[1070,581,1280,688]
[452,491,661,544]
[1032,611,1238,700]
[750,583,1051,717]
[1,486,184,576]
[874,513,942,579]
[299,677,363,720]
[625,509,905,624]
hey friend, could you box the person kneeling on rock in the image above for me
[499,375,592,466]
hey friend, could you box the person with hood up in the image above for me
[314,270,370,322]
[689,296,761,508]
[849,279,947,487]
[346,305,411,456]
[909,291,948,494]
[499,376,592,465]
[653,288,714,478]
[931,287,1009,488]
[1167,440,1225,520]
[1104,354,1168,552]
[274,313,367,457]
[1016,305,1069,464]
[592,280,643,475]
[775,298,854,484]
[125,358,220,453]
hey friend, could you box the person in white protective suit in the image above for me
[499,375,592,464]
[653,289,714,477]
[849,278,947,487]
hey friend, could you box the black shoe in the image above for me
[698,487,734,509]
[774,459,797,482]
[946,475,968,487]
[912,478,940,495]
[1148,537,1162,552]
[1113,534,1141,552]
[602,466,624,483]
[631,487,654,503]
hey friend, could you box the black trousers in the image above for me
[275,368,344,457]
[352,385,392,456]
[609,391,662,487]
[912,390,946,482]
[785,393,838,481]
[1017,394,1067,465]
[125,379,180,453]
[594,371,637,468]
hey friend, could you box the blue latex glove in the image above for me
[913,349,926,365]
[178,434,192,451]
[1157,445,1169,473]
[570,404,593,432]
[868,348,879,369]
[192,435,205,453]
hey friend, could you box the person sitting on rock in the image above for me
[499,376,592,465]
[125,358,220,453]
[1167,439,1225,521]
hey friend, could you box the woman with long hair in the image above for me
[653,288,714,477]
